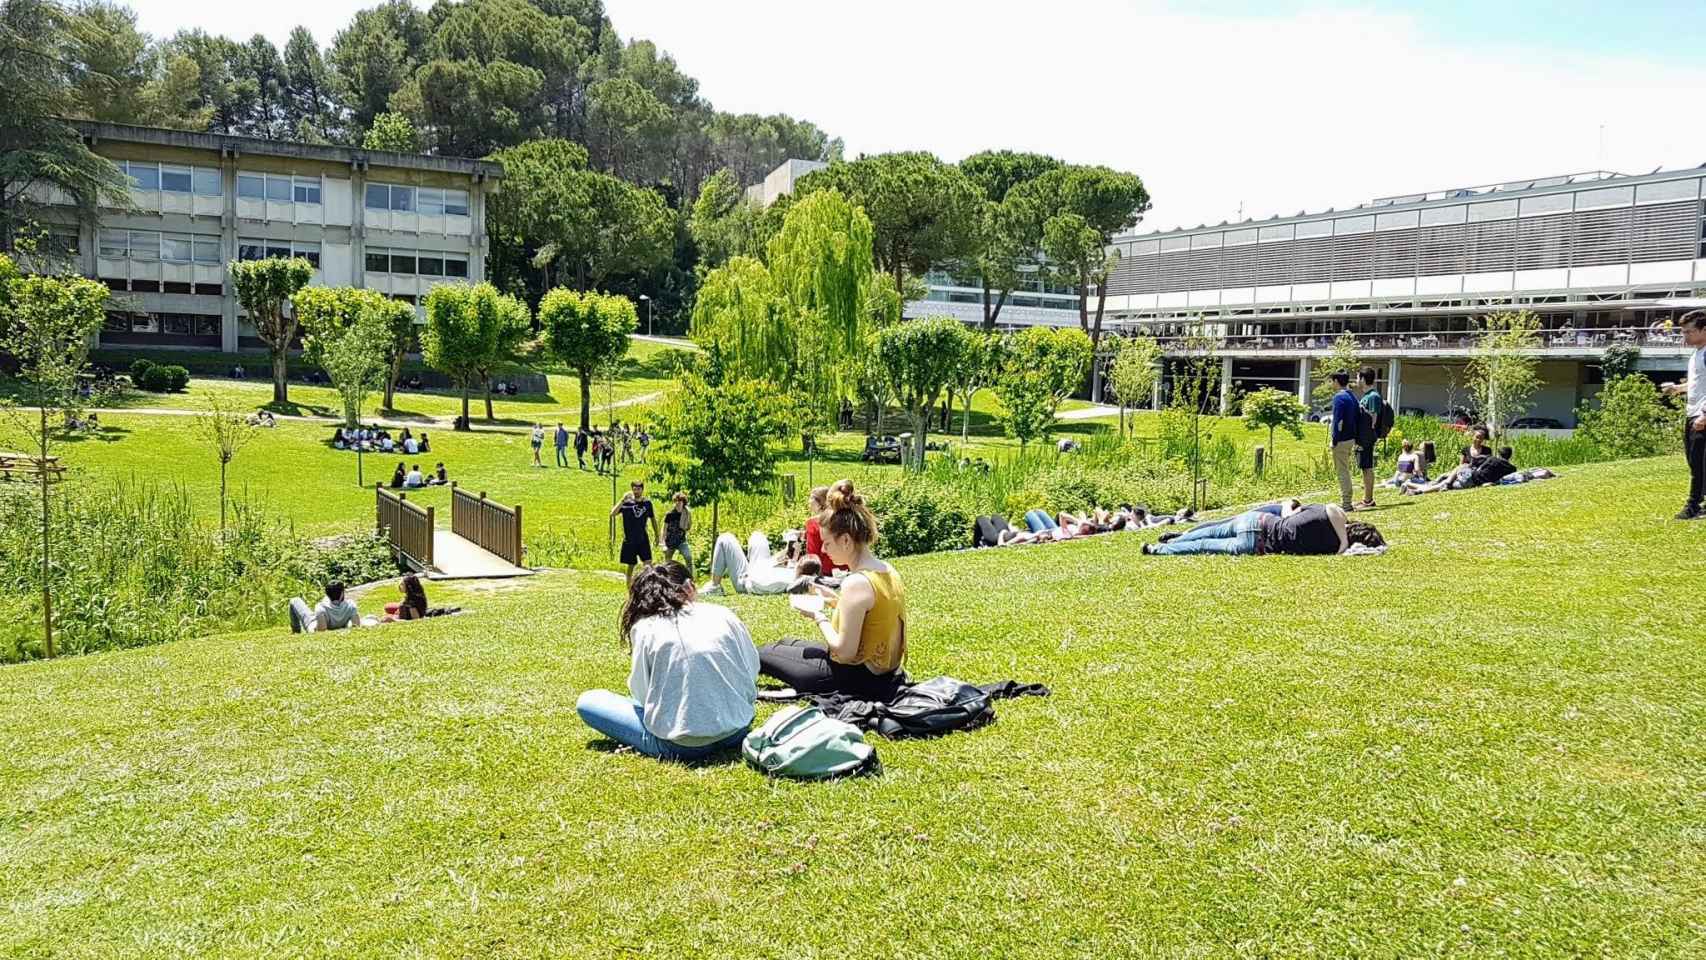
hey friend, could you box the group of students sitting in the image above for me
[576,480,908,760]
[333,425,430,455]
[388,461,450,489]
[1381,430,1556,496]
[287,574,458,632]
[974,503,1195,548]
[702,486,847,596]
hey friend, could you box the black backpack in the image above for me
[872,677,995,738]
[1373,395,1395,440]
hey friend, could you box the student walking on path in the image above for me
[530,424,545,468]
[612,480,660,584]
[1356,368,1384,508]
[1664,309,1706,519]
[554,422,570,467]
[574,426,589,470]
[1329,372,1360,510]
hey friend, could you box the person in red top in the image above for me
[802,485,842,572]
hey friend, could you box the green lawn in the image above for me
[1,456,1702,956]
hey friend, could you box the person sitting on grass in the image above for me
[313,581,361,630]
[382,574,431,622]
[380,433,395,453]
[1403,446,1516,495]
[1460,428,1493,467]
[1142,502,1383,557]
[417,432,431,453]
[403,463,425,489]
[705,529,810,595]
[758,480,908,699]
[575,561,758,762]
[432,462,448,486]
[332,428,347,450]
[389,462,406,489]
[1380,439,1427,488]
[403,433,418,454]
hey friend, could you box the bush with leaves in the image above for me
[1241,387,1307,459]
[1576,375,1678,460]
[866,477,975,557]
[994,325,1092,446]
[137,363,189,392]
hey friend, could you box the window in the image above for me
[390,186,414,212]
[131,313,158,333]
[418,188,444,216]
[163,314,195,335]
[100,229,128,258]
[365,184,389,210]
[265,176,291,202]
[196,315,221,336]
[193,236,221,264]
[390,252,417,274]
[293,177,321,204]
[45,229,78,257]
[238,174,265,199]
[366,248,390,273]
[295,241,320,269]
[161,233,194,263]
[161,166,193,193]
[418,254,444,277]
[444,189,469,216]
[193,167,222,197]
[265,242,292,260]
[129,230,158,260]
[238,239,265,261]
[103,313,129,333]
[126,162,160,190]
[444,255,468,279]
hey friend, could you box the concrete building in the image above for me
[744,158,1083,329]
[1098,168,1706,424]
[28,121,501,353]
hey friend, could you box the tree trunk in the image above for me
[271,347,289,404]
[38,405,53,659]
[912,410,928,470]
[383,352,402,411]
[219,458,228,531]
[961,392,973,449]
[460,384,471,429]
[484,383,495,421]
[981,280,993,330]
[579,374,592,432]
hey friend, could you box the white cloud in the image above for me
[129,0,1706,233]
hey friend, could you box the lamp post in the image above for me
[638,293,652,337]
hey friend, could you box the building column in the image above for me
[1387,357,1402,412]
[469,176,489,284]
[1297,357,1311,406]
[350,160,367,289]
[220,147,239,353]
[1219,357,1233,414]
[1151,361,1164,410]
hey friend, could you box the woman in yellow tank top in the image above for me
[757,480,907,697]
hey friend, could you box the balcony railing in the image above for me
[1140,326,1685,354]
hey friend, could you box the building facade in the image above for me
[1099,169,1706,424]
[29,122,501,353]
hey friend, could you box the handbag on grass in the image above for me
[742,705,876,779]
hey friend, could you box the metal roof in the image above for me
[71,120,504,181]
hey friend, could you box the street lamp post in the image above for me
[639,293,652,337]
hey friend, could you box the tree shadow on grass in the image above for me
[263,398,336,418]
[53,425,132,445]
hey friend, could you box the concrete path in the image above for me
[1059,404,1122,421]
[429,530,532,580]
[86,390,664,431]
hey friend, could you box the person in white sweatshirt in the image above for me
[1662,310,1706,520]
[575,561,758,761]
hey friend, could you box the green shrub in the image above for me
[869,478,973,557]
[1576,375,1678,460]
[135,363,189,392]
[128,358,155,384]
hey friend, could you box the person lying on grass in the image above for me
[1142,502,1384,556]
[758,480,908,699]
[1402,446,1516,495]
[575,561,758,762]
[704,530,821,595]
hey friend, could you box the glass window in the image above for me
[390,252,416,274]
[103,313,129,333]
[47,229,78,256]
[444,256,468,279]
[161,233,194,262]
[196,316,222,337]
[418,254,444,277]
[417,188,444,216]
[238,174,265,199]
[1575,185,1633,211]
[163,314,194,335]
[366,249,390,273]
[128,163,159,190]
[293,178,321,204]
[1294,220,1333,240]
[365,184,389,209]
[265,176,291,202]
[161,166,193,193]
[265,243,292,260]
[1419,205,1467,226]
[444,189,469,216]
[295,242,321,269]
[193,167,222,197]
[193,236,221,264]
[238,239,265,261]
[1635,179,1698,205]
[131,313,158,333]
[100,229,128,257]
[1519,193,1572,217]
[389,186,414,212]
[129,231,157,260]
[1467,199,1518,222]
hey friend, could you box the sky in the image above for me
[130,0,1706,234]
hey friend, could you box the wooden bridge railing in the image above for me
[450,483,524,567]
[375,485,434,569]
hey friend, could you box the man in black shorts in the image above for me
[611,480,659,585]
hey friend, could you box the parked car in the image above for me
[861,434,902,464]
[1509,416,1566,430]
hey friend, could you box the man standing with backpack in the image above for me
[1357,367,1392,509]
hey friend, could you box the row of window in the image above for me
[119,161,222,197]
[365,183,469,217]
[237,174,322,205]
[100,229,221,264]
[237,239,321,269]
[102,312,222,337]
[364,247,469,278]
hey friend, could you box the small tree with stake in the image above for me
[229,257,314,405]
[0,255,109,659]
[647,372,792,537]
[1106,335,1162,436]
[1241,387,1307,473]
[1467,310,1542,436]
[194,393,257,531]
[874,316,968,469]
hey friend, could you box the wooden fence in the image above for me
[375,485,434,569]
[450,483,524,567]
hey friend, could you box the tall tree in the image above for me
[293,286,417,413]
[1468,310,1543,435]
[1010,165,1148,352]
[959,150,1061,329]
[0,0,132,251]
[539,288,636,431]
[362,111,420,152]
[948,327,1003,448]
[421,282,531,426]
[875,317,968,468]
[229,257,314,404]
[282,26,336,142]
[687,167,759,271]
[795,152,982,292]
[764,189,878,420]
[327,0,429,136]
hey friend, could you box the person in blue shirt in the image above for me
[554,422,570,467]
[1329,371,1360,510]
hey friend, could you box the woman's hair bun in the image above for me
[827,479,861,510]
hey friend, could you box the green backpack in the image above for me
[742,705,876,780]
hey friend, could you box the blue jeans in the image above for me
[1150,510,1264,556]
[575,690,748,761]
[1024,509,1058,533]
[555,445,569,466]
[664,538,694,573]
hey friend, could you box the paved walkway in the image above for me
[429,531,532,580]
[1059,404,1122,421]
[87,390,664,431]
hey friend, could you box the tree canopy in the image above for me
[874,317,970,467]
[994,326,1093,446]
[539,288,637,431]
[229,257,314,403]
[421,282,531,426]
[794,152,982,292]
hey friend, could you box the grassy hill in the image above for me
[1,456,1701,957]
